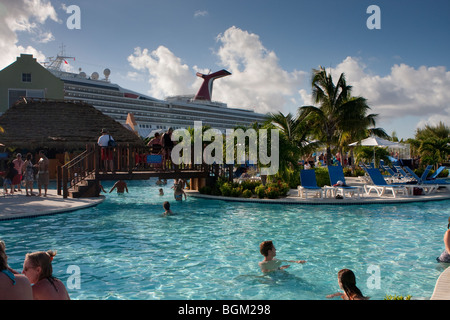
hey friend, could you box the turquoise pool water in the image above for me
[1,178,449,300]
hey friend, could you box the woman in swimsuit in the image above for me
[326,269,369,300]
[0,240,33,300]
[437,217,450,263]
[22,250,70,300]
[22,153,35,196]
[173,179,186,201]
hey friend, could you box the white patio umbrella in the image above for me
[349,136,403,167]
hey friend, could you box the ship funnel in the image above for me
[194,69,231,101]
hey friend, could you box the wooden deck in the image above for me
[57,144,231,198]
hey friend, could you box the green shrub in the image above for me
[239,180,261,192]
[384,295,412,300]
[314,167,330,187]
[343,167,353,177]
[199,186,211,194]
[265,188,279,199]
[231,187,242,197]
[255,185,266,198]
[219,182,232,197]
[242,189,253,198]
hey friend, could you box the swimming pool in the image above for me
[1,178,449,300]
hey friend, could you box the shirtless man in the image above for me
[109,180,128,194]
[258,241,306,273]
[36,150,49,197]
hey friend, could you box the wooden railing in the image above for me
[57,144,96,198]
[57,143,233,198]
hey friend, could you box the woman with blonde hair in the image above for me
[22,250,70,300]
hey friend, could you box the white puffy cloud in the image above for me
[0,0,59,68]
[328,56,450,132]
[213,26,307,114]
[128,26,307,114]
[127,46,196,99]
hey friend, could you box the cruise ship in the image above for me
[45,55,267,137]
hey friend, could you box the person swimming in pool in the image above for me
[162,201,174,216]
[437,217,450,263]
[0,240,33,300]
[22,250,70,300]
[173,179,186,201]
[258,241,306,273]
[109,180,128,194]
[326,269,369,300]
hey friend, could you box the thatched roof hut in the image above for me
[0,99,145,150]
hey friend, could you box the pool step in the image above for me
[68,177,100,198]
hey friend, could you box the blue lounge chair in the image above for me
[404,166,448,186]
[381,165,403,183]
[393,165,416,182]
[420,165,434,181]
[326,165,362,199]
[429,166,446,180]
[364,168,409,198]
[298,169,323,199]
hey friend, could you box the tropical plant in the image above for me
[265,111,318,171]
[410,122,450,167]
[384,294,412,300]
[354,146,391,167]
[299,66,385,165]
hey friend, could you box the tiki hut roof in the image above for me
[0,99,144,150]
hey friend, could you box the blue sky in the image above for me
[1,0,450,140]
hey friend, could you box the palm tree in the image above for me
[299,66,383,165]
[413,122,450,167]
[265,111,319,170]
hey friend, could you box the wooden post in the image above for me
[94,144,99,177]
[128,144,133,174]
[62,166,68,198]
[57,165,62,195]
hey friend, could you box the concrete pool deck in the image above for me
[0,189,104,220]
[187,177,450,206]
[187,188,450,205]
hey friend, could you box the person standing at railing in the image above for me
[161,128,174,170]
[147,132,163,170]
[97,128,115,174]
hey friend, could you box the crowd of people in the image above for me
[0,127,448,300]
[1,150,50,197]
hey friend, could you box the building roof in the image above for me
[0,98,144,149]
